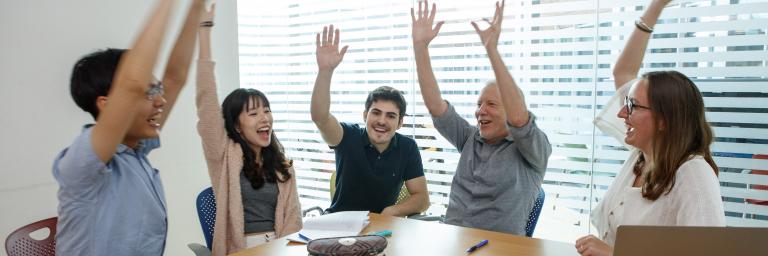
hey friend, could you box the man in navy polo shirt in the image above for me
[310,25,429,216]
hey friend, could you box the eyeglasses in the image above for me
[146,81,164,101]
[624,96,650,115]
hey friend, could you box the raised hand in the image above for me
[315,25,349,72]
[471,0,505,49]
[198,1,215,61]
[201,0,215,24]
[612,0,672,89]
[411,0,444,48]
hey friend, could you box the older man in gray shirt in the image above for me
[411,0,552,235]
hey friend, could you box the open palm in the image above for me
[472,0,505,49]
[316,25,348,71]
[411,0,444,48]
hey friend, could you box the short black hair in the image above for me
[364,86,407,119]
[70,48,126,119]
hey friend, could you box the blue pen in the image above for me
[466,239,488,253]
[298,233,312,242]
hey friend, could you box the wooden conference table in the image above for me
[230,213,578,256]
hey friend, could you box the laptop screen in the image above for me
[613,226,768,256]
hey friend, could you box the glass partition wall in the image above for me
[235,0,768,242]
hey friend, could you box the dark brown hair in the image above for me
[635,71,718,200]
[222,88,292,189]
[365,86,407,120]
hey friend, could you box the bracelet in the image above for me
[200,21,214,27]
[634,18,653,33]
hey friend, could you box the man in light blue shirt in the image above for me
[54,127,167,255]
[52,1,204,254]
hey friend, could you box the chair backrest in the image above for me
[524,187,545,237]
[329,171,410,205]
[196,187,217,250]
[5,217,57,256]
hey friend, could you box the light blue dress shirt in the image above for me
[53,126,167,255]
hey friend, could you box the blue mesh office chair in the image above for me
[196,187,217,249]
[525,187,546,237]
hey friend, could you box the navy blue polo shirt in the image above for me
[326,122,424,213]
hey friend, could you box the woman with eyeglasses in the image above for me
[575,0,725,255]
[194,3,302,255]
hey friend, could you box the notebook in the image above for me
[287,211,370,244]
[613,225,768,256]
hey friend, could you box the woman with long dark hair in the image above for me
[575,1,725,255]
[195,3,301,255]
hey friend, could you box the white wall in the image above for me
[0,0,240,255]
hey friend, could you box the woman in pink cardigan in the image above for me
[195,3,302,255]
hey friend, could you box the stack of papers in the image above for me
[287,211,370,244]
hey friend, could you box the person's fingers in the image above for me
[428,3,437,22]
[333,28,340,47]
[315,33,320,48]
[411,7,416,23]
[322,26,328,46]
[497,0,505,24]
[582,246,596,256]
[418,0,424,19]
[339,45,349,60]
[433,21,444,35]
[471,21,482,35]
[328,24,335,45]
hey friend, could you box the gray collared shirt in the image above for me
[433,102,551,235]
[53,125,167,255]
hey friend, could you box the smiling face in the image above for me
[125,91,165,141]
[363,100,404,152]
[618,79,656,153]
[237,97,273,151]
[475,84,509,144]
[99,79,166,148]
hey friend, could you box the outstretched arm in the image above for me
[91,0,176,163]
[613,0,672,89]
[310,25,348,146]
[158,0,205,128]
[472,0,528,127]
[412,0,448,117]
[195,2,228,180]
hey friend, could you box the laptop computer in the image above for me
[613,226,768,256]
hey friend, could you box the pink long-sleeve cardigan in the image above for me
[195,60,302,256]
